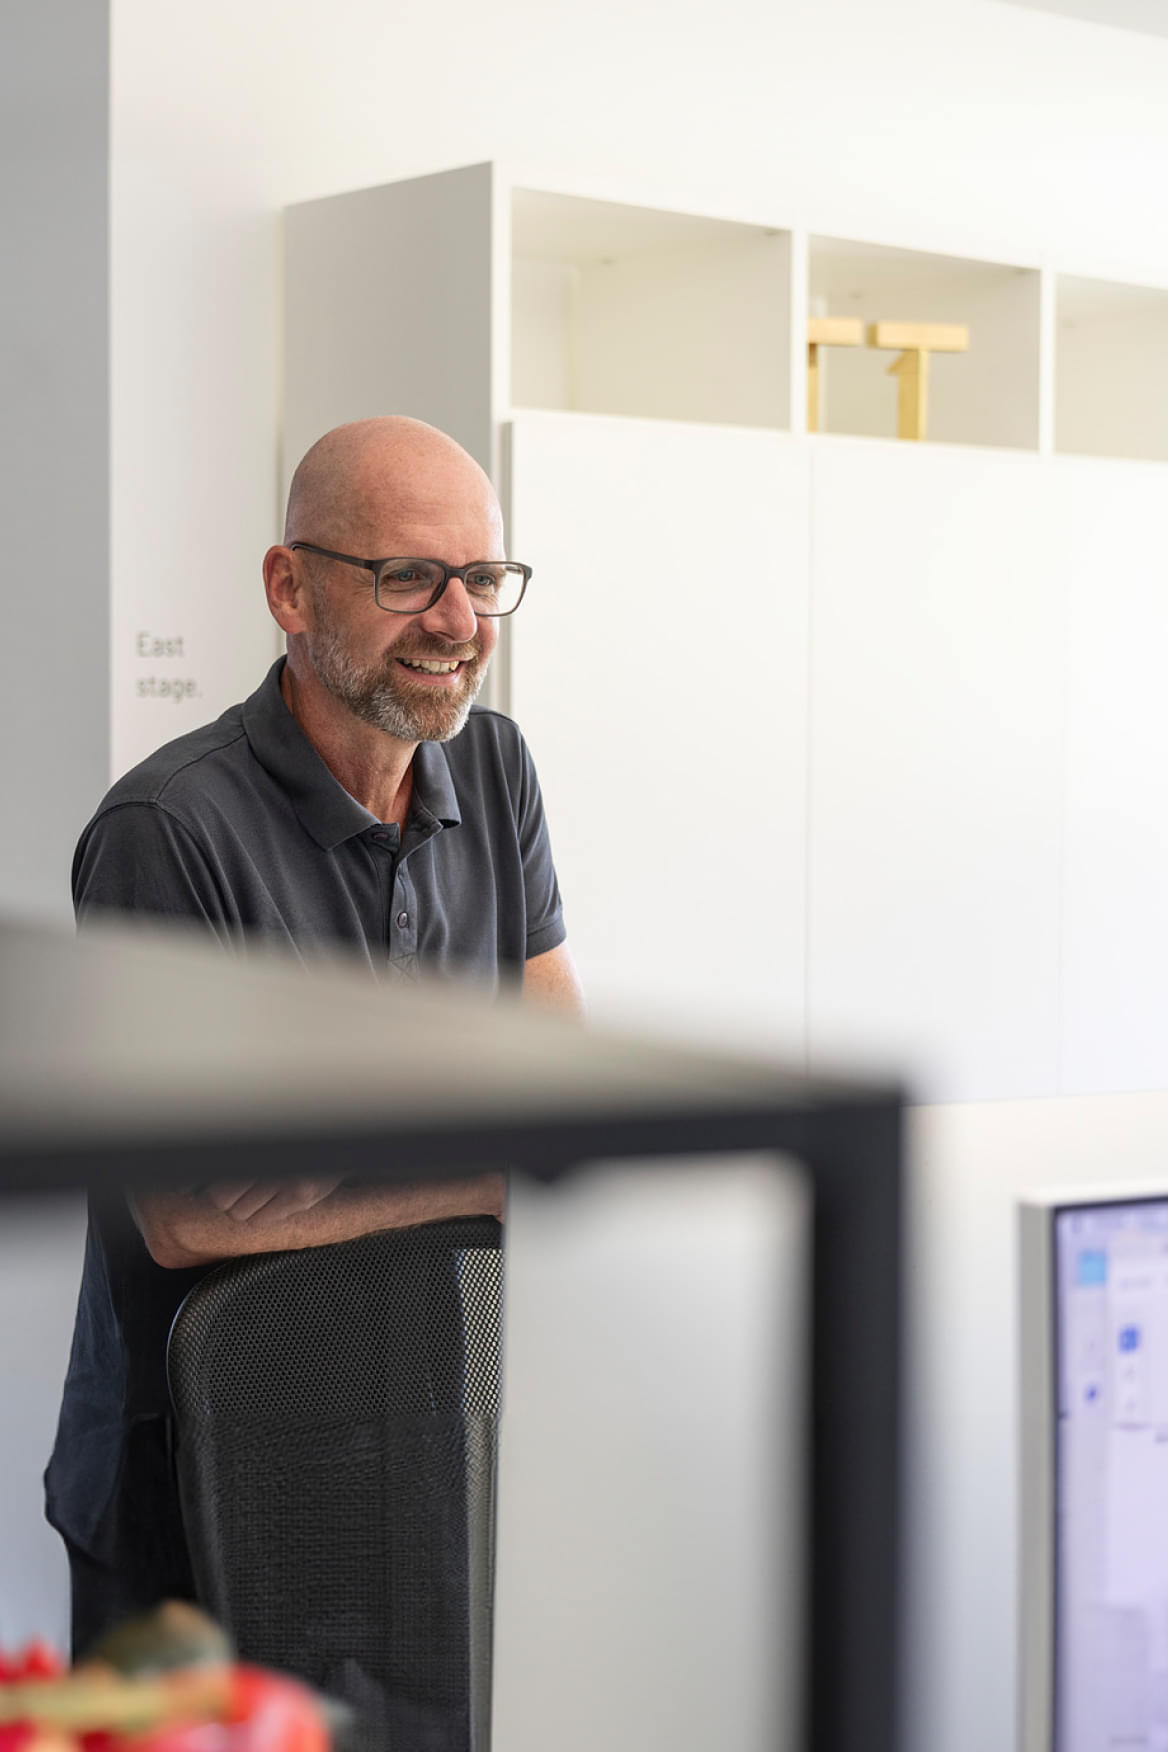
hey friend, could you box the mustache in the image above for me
[389,638,480,663]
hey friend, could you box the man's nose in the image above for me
[418,574,479,644]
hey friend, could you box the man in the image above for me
[46,416,583,1654]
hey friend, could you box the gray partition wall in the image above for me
[0,0,110,921]
[0,0,110,1648]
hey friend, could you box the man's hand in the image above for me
[203,1178,343,1224]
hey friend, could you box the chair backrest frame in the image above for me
[167,1216,504,1751]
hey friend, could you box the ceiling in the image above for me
[997,0,1168,37]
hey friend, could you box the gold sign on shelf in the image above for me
[806,317,864,433]
[866,321,970,442]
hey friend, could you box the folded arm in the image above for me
[135,941,580,1269]
[132,1171,505,1270]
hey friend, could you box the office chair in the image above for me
[167,1216,504,1752]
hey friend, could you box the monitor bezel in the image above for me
[1019,1182,1168,1752]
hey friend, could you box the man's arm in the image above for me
[163,949,580,1267]
[151,952,580,1269]
[510,721,582,1017]
[132,1172,506,1270]
[523,941,586,1016]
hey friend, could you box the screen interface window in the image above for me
[1056,1199,1168,1752]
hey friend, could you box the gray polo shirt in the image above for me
[73,657,566,986]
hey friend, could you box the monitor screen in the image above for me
[1053,1195,1168,1752]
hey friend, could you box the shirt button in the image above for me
[395,910,409,929]
[371,830,391,844]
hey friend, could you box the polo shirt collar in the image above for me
[242,659,462,850]
[412,738,461,831]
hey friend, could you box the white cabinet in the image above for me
[282,162,1168,1099]
[508,411,808,1053]
[806,440,1063,1099]
[1057,456,1168,1093]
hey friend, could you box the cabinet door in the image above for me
[1057,456,1168,1094]
[507,411,808,1056]
[807,439,1064,1101]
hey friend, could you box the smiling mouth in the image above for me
[396,657,465,675]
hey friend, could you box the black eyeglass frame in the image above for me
[289,541,532,617]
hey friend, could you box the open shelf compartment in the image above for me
[1055,274,1168,464]
[510,188,791,430]
[808,235,1041,450]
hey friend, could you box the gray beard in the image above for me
[306,620,485,743]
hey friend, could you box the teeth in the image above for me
[401,659,459,673]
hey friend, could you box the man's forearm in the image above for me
[133,1172,505,1269]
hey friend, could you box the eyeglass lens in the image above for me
[377,561,526,616]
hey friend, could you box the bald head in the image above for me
[284,417,502,553]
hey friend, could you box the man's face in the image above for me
[301,503,501,744]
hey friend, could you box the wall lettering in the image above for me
[135,633,198,703]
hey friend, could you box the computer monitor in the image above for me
[1020,1187,1168,1752]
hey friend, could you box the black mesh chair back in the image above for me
[167,1217,503,1752]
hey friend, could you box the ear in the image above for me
[263,545,311,635]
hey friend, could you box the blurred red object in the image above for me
[131,1668,327,1752]
[0,1646,65,1687]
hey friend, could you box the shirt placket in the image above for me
[389,855,418,971]
[362,824,401,962]
[389,807,446,974]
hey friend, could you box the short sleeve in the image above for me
[515,735,566,959]
[72,802,234,945]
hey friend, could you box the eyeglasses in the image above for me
[289,542,531,617]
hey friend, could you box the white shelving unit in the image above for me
[282,162,1168,1100]
[283,165,793,488]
